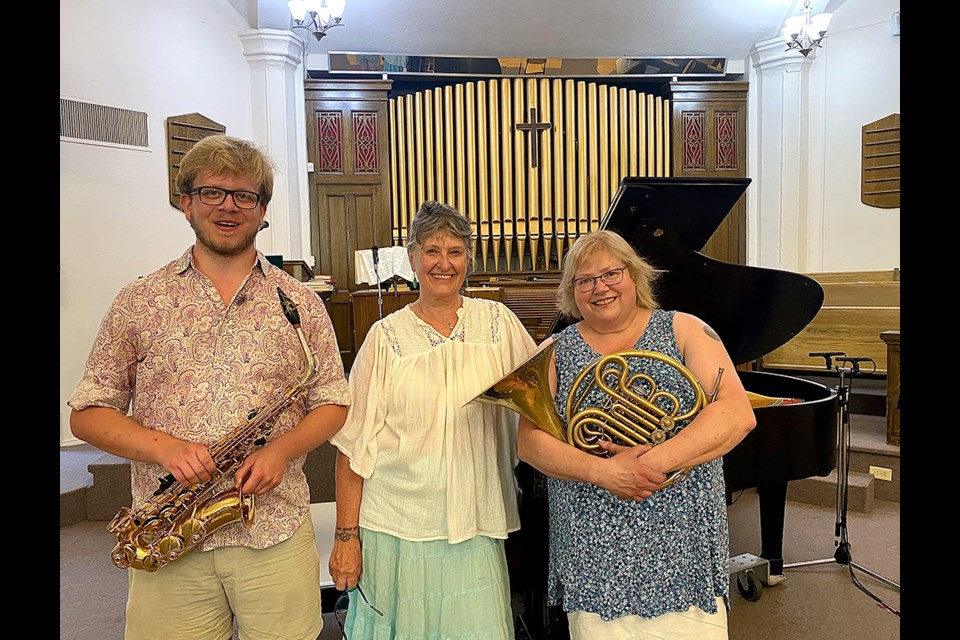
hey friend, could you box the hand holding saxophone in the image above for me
[159,440,217,486]
[234,445,287,496]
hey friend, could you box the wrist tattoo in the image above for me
[335,526,359,542]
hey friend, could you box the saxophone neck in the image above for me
[294,326,320,389]
[278,287,320,390]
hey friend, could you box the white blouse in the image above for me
[330,296,537,544]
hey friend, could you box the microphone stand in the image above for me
[784,352,900,616]
[372,245,383,320]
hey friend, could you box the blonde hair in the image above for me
[556,230,661,319]
[175,135,275,204]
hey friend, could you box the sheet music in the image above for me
[354,247,414,285]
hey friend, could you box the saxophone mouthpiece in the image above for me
[277,288,301,326]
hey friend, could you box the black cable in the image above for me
[849,564,900,617]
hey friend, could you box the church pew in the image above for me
[759,269,900,375]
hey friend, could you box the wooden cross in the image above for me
[515,107,552,169]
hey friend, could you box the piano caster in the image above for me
[729,553,773,602]
[736,569,762,602]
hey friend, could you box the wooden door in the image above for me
[305,80,393,290]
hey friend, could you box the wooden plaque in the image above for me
[166,113,226,210]
[861,114,900,209]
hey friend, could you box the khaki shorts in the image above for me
[125,517,321,640]
[567,597,728,640]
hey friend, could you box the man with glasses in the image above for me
[68,134,350,640]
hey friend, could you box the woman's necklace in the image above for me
[415,300,458,332]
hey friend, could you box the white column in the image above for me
[238,28,314,267]
[747,37,818,272]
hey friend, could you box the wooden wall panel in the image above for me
[669,82,748,267]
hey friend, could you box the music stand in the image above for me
[784,352,900,616]
[372,245,383,320]
[355,246,415,321]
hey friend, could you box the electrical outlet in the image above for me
[869,466,893,481]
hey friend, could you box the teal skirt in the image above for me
[342,529,515,640]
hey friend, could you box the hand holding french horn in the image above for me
[592,442,668,501]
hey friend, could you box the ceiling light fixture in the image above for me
[782,0,833,57]
[287,0,347,41]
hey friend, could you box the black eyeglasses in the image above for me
[189,186,262,210]
[334,583,384,638]
[572,267,626,292]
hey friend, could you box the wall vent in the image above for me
[60,98,149,149]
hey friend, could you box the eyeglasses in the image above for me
[334,583,383,638]
[573,267,626,292]
[189,186,262,210]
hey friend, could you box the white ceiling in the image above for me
[242,0,845,65]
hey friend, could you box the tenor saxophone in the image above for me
[107,288,320,572]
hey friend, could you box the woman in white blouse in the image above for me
[328,201,537,639]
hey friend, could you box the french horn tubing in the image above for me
[472,338,723,489]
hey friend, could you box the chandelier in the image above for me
[782,0,833,57]
[287,0,347,41]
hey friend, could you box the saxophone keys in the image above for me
[141,554,163,573]
[107,507,131,531]
[159,535,184,559]
[111,544,136,569]
[181,518,207,543]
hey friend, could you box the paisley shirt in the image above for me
[68,247,350,550]
[547,309,729,620]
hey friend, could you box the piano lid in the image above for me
[552,177,824,366]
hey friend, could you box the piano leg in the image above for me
[511,463,557,639]
[756,481,787,577]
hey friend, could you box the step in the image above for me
[849,449,900,503]
[60,488,88,528]
[60,444,102,527]
[848,414,900,503]
[849,388,887,417]
[788,469,875,512]
[87,454,132,521]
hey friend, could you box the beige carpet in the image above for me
[60,488,899,640]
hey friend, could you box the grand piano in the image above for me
[509,177,839,637]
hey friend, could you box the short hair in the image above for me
[175,135,276,204]
[406,201,475,265]
[556,230,662,319]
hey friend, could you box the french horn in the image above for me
[471,338,722,488]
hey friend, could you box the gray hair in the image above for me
[406,201,475,265]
